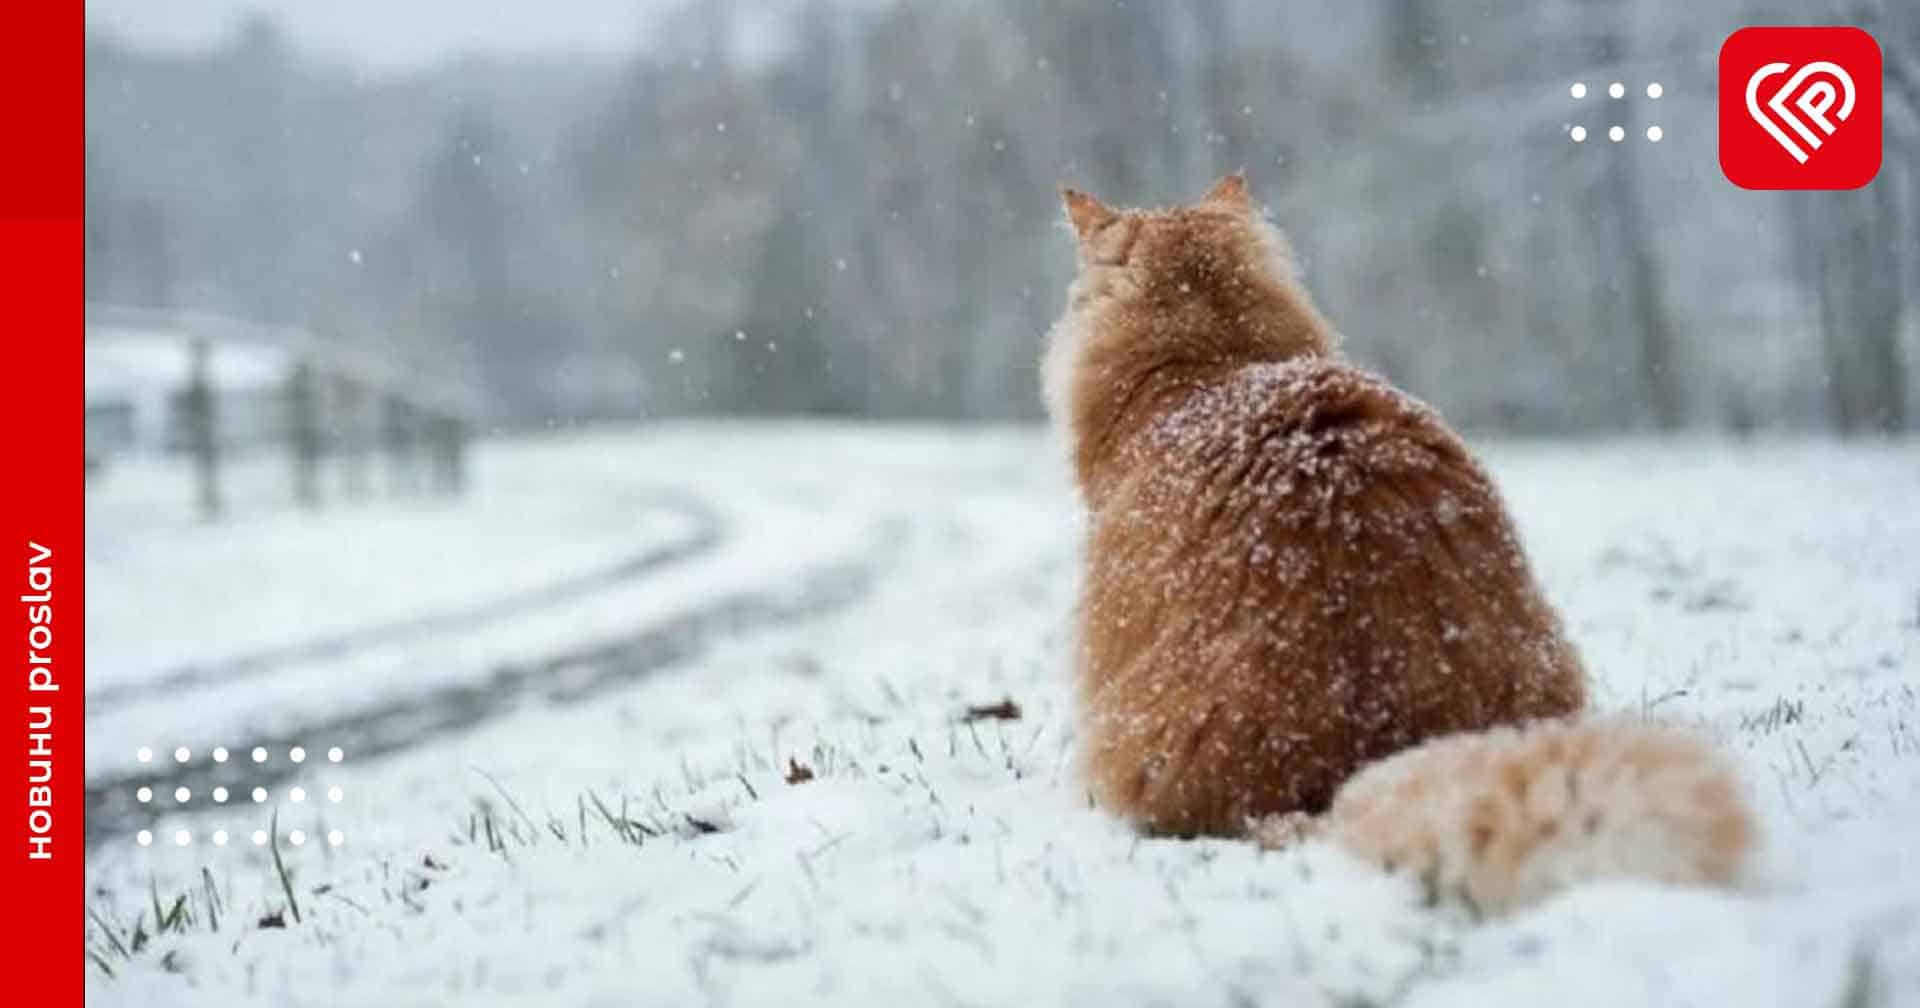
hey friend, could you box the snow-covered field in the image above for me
[85,425,1920,1006]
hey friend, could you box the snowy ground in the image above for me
[84,425,1920,1007]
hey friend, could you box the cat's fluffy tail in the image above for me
[1253,717,1755,916]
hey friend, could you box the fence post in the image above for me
[288,360,322,509]
[334,373,370,500]
[428,412,469,496]
[382,394,418,495]
[183,337,221,521]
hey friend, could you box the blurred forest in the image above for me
[86,0,1920,432]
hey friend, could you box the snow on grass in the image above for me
[85,427,1920,1006]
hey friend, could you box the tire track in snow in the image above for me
[84,517,906,845]
[88,491,721,715]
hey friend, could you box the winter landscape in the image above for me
[81,0,1920,1004]
[84,425,1920,1006]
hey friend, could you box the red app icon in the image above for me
[1720,26,1881,190]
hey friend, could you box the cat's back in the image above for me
[1079,354,1585,830]
[1113,355,1486,556]
[1122,354,1565,677]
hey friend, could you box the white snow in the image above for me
[86,330,293,397]
[86,451,699,688]
[85,425,1920,1006]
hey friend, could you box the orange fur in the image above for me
[1043,175,1587,836]
[1254,717,1756,916]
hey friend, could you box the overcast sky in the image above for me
[85,0,671,68]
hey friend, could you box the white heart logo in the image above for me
[1745,60,1857,163]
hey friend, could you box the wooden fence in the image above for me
[86,304,480,520]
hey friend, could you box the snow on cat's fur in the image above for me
[1043,173,1751,911]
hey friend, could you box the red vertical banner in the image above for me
[1,3,83,1003]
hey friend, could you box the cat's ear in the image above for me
[1062,187,1116,240]
[1200,171,1251,208]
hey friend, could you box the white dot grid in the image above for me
[1568,81,1662,143]
[133,743,351,847]
[134,820,355,848]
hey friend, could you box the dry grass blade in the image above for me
[270,807,303,924]
[87,905,130,958]
[202,866,222,933]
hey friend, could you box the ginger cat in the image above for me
[1044,174,1751,911]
